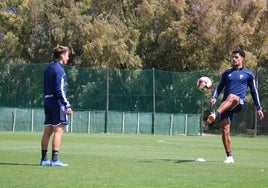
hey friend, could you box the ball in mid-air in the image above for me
[197,76,212,92]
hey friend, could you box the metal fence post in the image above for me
[122,112,125,134]
[31,109,34,132]
[105,67,109,133]
[152,68,155,135]
[169,113,173,135]
[12,108,16,132]
[254,67,261,137]
[87,111,91,133]
[137,113,140,134]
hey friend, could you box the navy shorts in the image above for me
[44,98,68,126]
[219,98,244,122]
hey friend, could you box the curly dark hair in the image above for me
[232,48,245,58]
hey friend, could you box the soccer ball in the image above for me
[197,76,212,92]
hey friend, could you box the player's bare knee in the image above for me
[226,94,239,102]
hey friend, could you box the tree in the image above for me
[0,0,268,71]
[0,0,29,63]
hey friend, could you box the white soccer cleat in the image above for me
[50,159,68,167]
[207,112,216,124]
[223,156,234,164]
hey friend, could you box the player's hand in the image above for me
[257,110,264,120]
[67,107,73,115]
[209,98,216,106]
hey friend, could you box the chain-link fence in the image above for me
[0,62,267,135]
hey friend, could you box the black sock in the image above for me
[52,150,59,161]
[226,152,232,157]
[41,150,48,160]
[215,111,220,118]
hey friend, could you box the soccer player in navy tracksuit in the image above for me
[40,45,73,166]
[208,48,264,164]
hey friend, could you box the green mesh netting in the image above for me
[0,62,267,134]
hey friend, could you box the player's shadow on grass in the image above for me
[161,159,195,163]
[160,159,216,163]
[0,162,39,166]
[139,159,195,163]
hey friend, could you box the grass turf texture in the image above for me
[0,132,268,188]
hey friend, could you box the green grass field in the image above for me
[0,132,268,188]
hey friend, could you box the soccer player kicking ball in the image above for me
[207,48,264,164]
[40,45,73,166]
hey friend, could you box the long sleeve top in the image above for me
[212,67,262,110]
[44,61,71,108]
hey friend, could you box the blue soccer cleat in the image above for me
[40,159,51,166]
[50,159,68,167]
